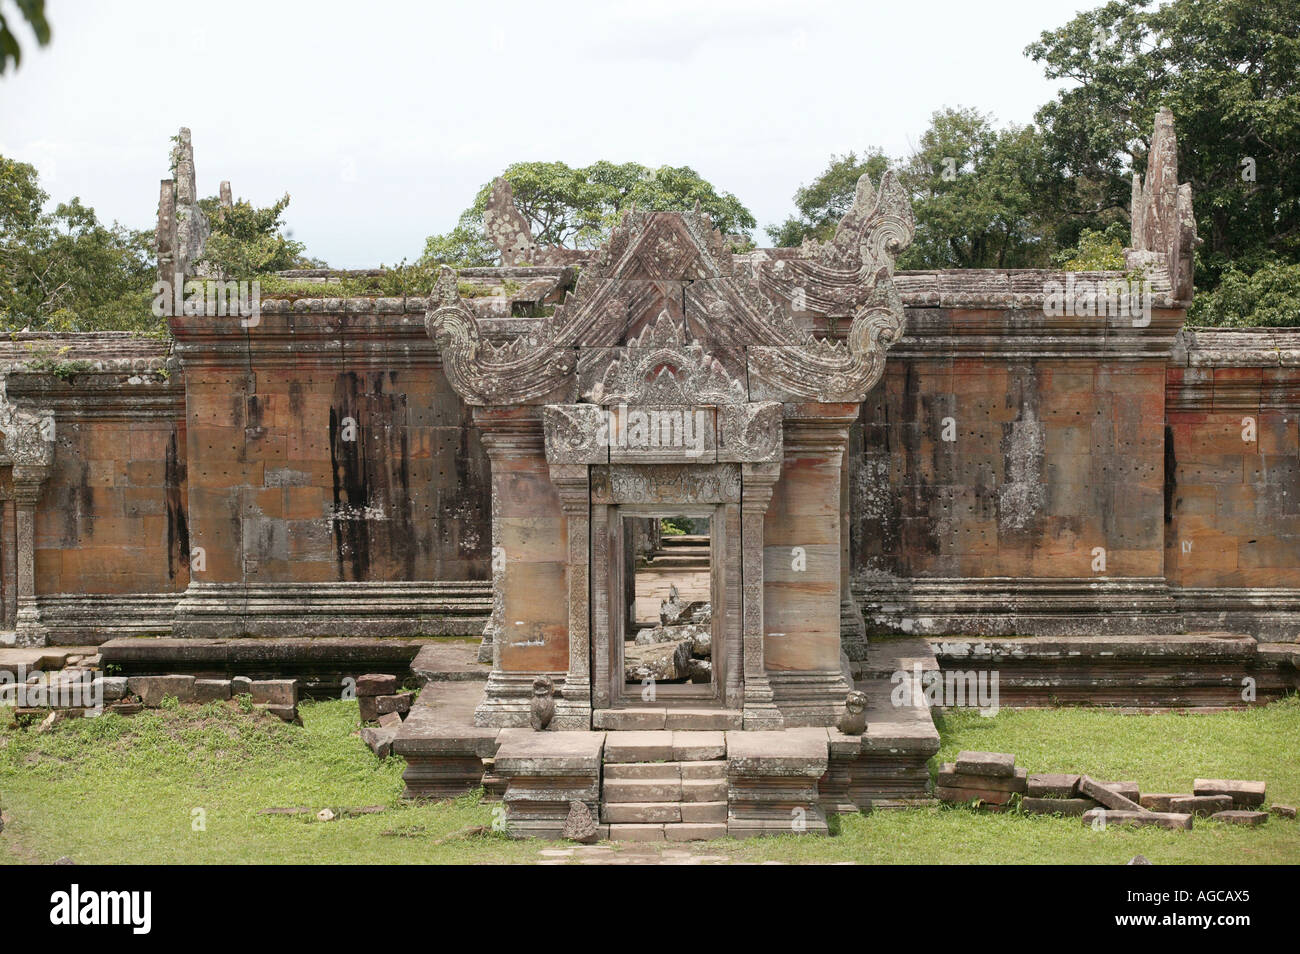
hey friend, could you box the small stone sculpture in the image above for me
[561,800,598,843]
[530,676,555,731]
[837,690,868,736]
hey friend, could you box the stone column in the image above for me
[12,464,49,647]
[740,461,783,729]
[840,420,867,661]
[548,463,592,730]
[473,407,567,727]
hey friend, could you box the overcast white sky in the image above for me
[0,0,1098,267]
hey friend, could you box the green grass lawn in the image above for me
[2,697,1297,864]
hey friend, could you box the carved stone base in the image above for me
[857,577,1182,637]
[769,669,853,728]
[551,677,593,730]
[477,619,497,664]
[474,670,568,728]
[15,604,45,648]
[741,675,784,730]
[841,594,868,662]
[172,581,491,638]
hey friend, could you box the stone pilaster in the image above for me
[740,462,783,729]
[549,463,592,729]
[12,465,49,647]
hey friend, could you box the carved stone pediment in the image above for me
[583,311,747,406]
[0,389,55,468]
[426,171,914,408]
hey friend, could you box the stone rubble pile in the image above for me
[935,753,1281,830]
[4,672,302,727]
[356,673,413,758]
[624,586,713,684]
[934,751,1027,810]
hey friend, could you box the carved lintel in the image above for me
[717,401,783,463]
[543,405,608,464]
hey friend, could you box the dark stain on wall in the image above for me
[1163,424,1176,525]
[165,428,189,582]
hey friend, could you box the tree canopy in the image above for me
[424,160,757,266]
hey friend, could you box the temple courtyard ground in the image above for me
[2,697,1297,865]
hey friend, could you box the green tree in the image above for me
[0,0,50,74]
[765,150,891,247]
[423,160,757,266]
[1,156,156,332]
[1027,0,1300,288]
[896,108,1057,269]
[197,193,307,278]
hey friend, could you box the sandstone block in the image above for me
[375,692,413,715]
[1169,794,1233,818]
[356,673,398,697]
[1027,773,1080,798]
[1193,778,1265,808]
[1082,809,1191,830]
[127,675,196,707]
[194,679,232,702]
[360,726,399,758]
[250,679,297,707]
[1209,810,1268,826]
[1078,775,1146,813]
[1021,797,1098,816]
[1139,793,1189,812]
[954,751,1015,778]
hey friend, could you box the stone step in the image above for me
[603,779,682,803]
[594,709,742,731]
[604,762,682,780]
[602,730,727,762]
[606,822,729,842]
[601,801,683,824]
[602,759,727,780]
[681,778,728,802]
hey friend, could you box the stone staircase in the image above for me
[599,730,729,841]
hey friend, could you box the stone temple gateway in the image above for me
[426,171,913,735]
[3,112,1298,839]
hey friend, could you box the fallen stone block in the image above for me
[92,676,128,701]
[107,701,142,716]
[1169,794,1233,818]
[378,711,402,728]
[375,692,413,715]
[1027,773,1080,798]
[1139,793,1189,812]
[356,673,398,697]
[1270,804,1296,820]
[1193,778,1265,809]
[358,696,380,723]
[359,726,399,758]
[1079,775,1146,813]
[194,679,232,702]
[954,751,1015,778]
[127,675,196,707]
[935,784,1016,806]
[1098,781,1140,802]
[1209,810,1268,827]
[1083,809,1191,831]
[250,680,297,707]
[1022,797,1098,816]
[938,764,1027,793]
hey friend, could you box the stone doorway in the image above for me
[614,508,720,707]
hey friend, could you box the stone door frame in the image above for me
[600,501,729,710]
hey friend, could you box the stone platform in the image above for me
[929,633,1299,708]
[97,636,465,697]
[394,636,942,839]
